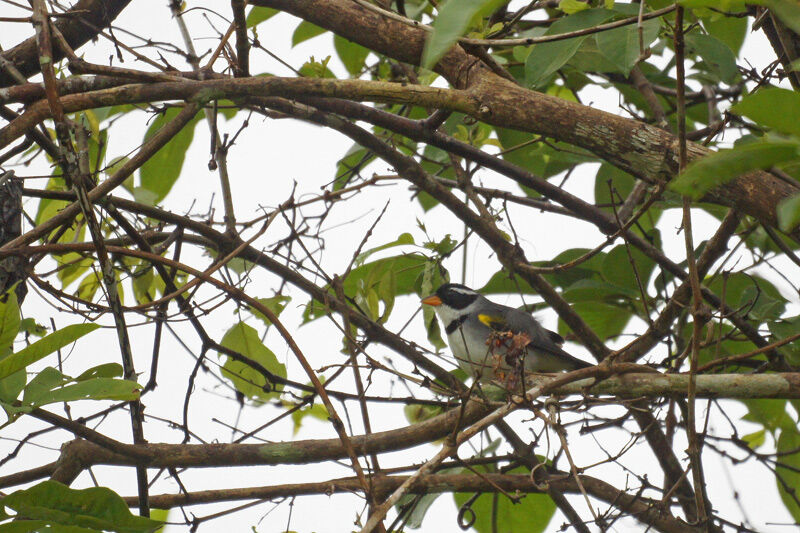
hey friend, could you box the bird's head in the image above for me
[421,283,482,324]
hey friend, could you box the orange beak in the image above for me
[421,295,442,306]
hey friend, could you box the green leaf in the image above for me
[525,9,616,88]
[0,289,20,356]
[777,193,800,233]
[76,271,102,301]
[741,428,766,449]
[249,295,291,327]
[601,244,656,295]
[286,398,328,435]
[685,33,739,84]
[219,322,286,401]
[19,318,47,338]
[732,88,800,137]
[741,399,790,434]
[58,254,93,289]
[702,13,747,55]
[769,314,800,365]
[0,323,100,381]
[558,302,631,341]
[139,108,202,205]
[596,18,660,74]
[0,480,162,532]
[707,272,786,322]
[422,0,507,69]
[292,21,326,47]
[30,377,141,406]
[22,367,67,405]
[453,467,556,533]
[75,362,124,381]
[670,140,800,199]
[334,35,370,76]
[776,427,800,522]
[246,6,278,27]
[560,0,589,13]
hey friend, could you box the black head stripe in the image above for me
[437,283,479,310]
[445,314,469,334]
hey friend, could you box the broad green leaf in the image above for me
[22,366,66,405]
[249,295,291,327]
[0,323,100,381]
[246,6,278,27]
[777,193,800,233]
[777,427,800,522]
[732,88,800,137]
[562,278,640,302]
[494,128,595,178]
[132,265,157,305]
[741,399,790,434]
[596,17,660,74]
[76,271,102,301]
[421,0,507,69]
[702,13,747,55]
[19,318,47,338]
[31,377,141,406]
[0,520,97,532]
[742,428,766,449]
[75,362,124,381]
[670,140,800,199]
[0,289,20,356]
[0,369,25,406]
[139,108,202,205]
[219,322,286,401]
[453,467,556,533]
[558,302,631,341]
[58,254,93,289]
[0,480,162,532]
[525,9,616,88]
[601,244,656,295]
[35,176,87,252]
[685,33,739,84]
[292,21,326,47]
[707,272,786,322]
[560,0,590,13]
[334,34,370,76]
[769,314,800,365]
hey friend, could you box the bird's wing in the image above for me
[498,306,591,369]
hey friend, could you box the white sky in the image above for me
[1,2,798,532]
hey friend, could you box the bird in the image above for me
[421,283,591,379]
